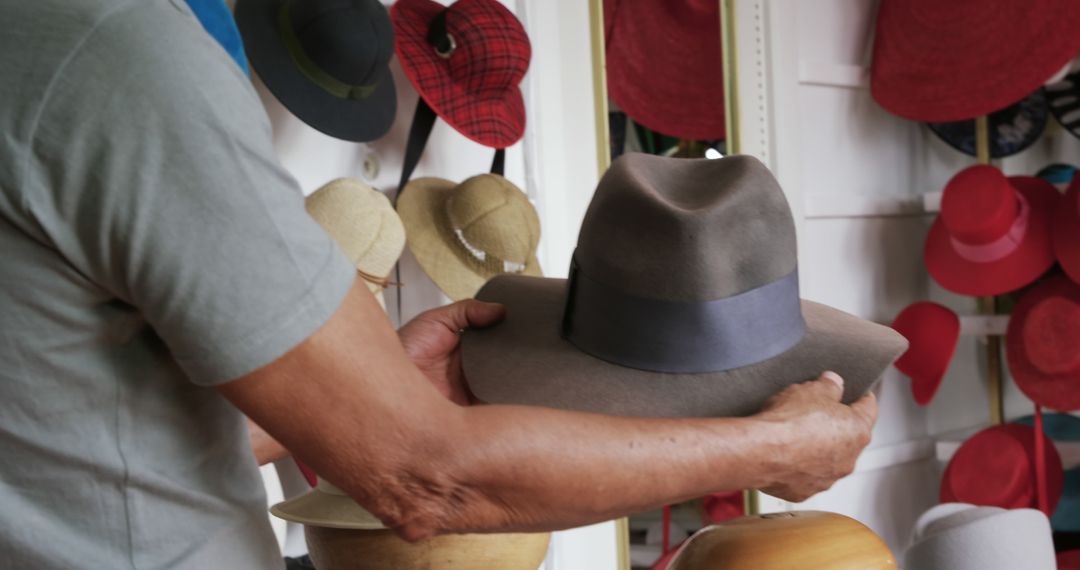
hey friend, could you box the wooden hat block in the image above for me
[670,511,896,570]
[305,526,551,570]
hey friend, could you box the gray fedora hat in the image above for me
[461,153,907,417]
[235,0,396,142]
[904,504,1055,570]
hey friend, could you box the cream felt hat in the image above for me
[271,477,385,530]
[903,503,1055,570]
[305,178,405,308]
[397,173,542,301]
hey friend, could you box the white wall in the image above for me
[730,0,1080,560]
[252,1,618,568]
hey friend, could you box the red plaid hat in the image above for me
[871,0,1080,122]
[392,0,529,148]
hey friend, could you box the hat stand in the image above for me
[973,115,1007,427]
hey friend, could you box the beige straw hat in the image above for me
[305,178,405,308]
[397,173,542,300]
[272,477,385,530]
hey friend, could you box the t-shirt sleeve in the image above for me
[25,0,357,386]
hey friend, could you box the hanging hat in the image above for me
[1055,177,1080,285]
[461,154,907,417]
[184,0,250,74]
[235,0,397,142]
[305,178,405,308]
[397,173,541,301]
[1006,276,1080,411]
[870,0,1080,122]
[391,0,530,148]
[940,424,1064,512]
[668,511,895,570]
[1015,413,1080,532]
[926,90,1048,159]
[1036,162,1078,191]
[904,504,1056,570]
[890,302,960,406]
[1045,71,1080,140]
[924,165,1058,296]
[604,0,724,140]
[272,477,386,529]
[1060,550,1080,570]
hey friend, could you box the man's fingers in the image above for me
[849,391,879,426]
[462,300,506,329]
[805,370,845,402]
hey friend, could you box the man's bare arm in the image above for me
[219,278,875,541]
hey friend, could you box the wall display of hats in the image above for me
[869,1,1080,564]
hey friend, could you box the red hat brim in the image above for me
[1006,275,1080,412]
[604,0,725,140]
[1055,179,1080,285]
[891,302,960,406]
[871,0,1080,122]
[925,176,1058,296]
[940,424,1064,512]
[391,0,527,148]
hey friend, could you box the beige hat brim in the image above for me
[461,275,908,418]
[398,178,541,301]
[271,489,386,530]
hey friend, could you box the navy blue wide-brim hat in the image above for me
[235,0,396,142]
[185,0,250,75]
[927,90,1048,159]
[1046,71,1080,140]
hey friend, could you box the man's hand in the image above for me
[753,371,878,502]
[397,300,506,406]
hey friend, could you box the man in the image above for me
[0,0,878,567]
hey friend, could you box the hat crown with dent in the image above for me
[284,0,394,86]
[574,153,797,302]
[446,174,539,266]
[439,0,530,95]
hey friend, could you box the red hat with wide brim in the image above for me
[891,302,960,406]
[925,165,1058,296]
[391,0,529,148]
[604,0,724,140]
[941,424,1064,512]
[1055,176,1080,285]
[871,0,1080,122]
[1006,275,1080,411]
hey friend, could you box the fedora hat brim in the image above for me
[271,489,386,530]
[398,177,541,301]
[925,176,1059,297]
[235,0,397,142]
[461,275,907,418]
[1055,181,1080,285]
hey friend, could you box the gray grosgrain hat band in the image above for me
[276,1,380,100]
[560,260,806,374]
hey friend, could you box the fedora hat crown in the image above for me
[575,153,796,301]
[447,174,539,273]
[941,165,1022,245]
[282,0,394,87]
[437,0,530,96]
[1023,296,1080,374]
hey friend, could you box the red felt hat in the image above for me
[890,302,960,406]
[871,0,1080,122]
[1059,550,1080,570]
[604,0,724,140]
[941,424,1064,513]
[1006,275,1080,411]
[925,165,1058,296]
[1055,177,1080,285]
[391,0,529,148]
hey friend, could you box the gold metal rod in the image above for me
[589,0,611,177]
[973,115,1005,425]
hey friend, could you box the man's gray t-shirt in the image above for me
[0,0,356,567]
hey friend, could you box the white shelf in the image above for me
[798,62,869,89]
[804,192,943,219]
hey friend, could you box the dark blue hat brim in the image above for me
[234,0,396,142]
[926,90,1048,159]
